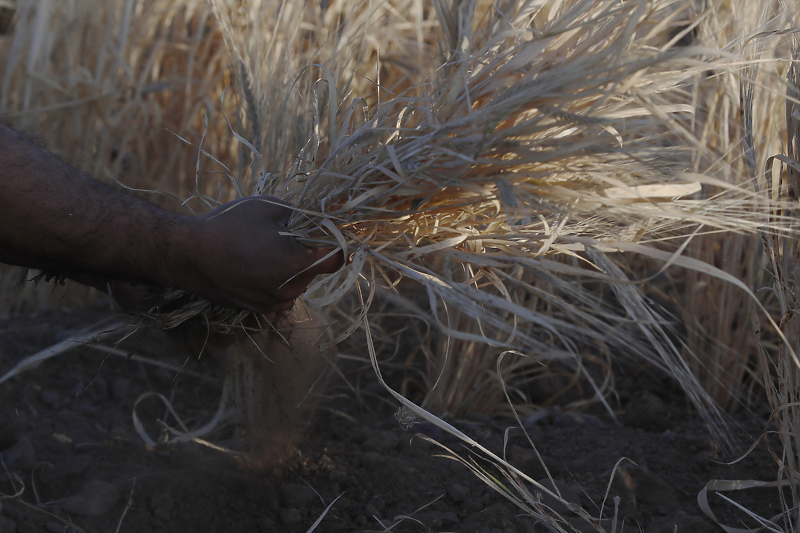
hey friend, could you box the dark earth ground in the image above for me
[0,307,785,533]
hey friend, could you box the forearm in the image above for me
[0,122,193,288]
[0,122,344,314]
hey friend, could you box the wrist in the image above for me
[156,213,204,292]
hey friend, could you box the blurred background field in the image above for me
[3,0,800,530]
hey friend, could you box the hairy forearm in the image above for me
[0,122,344,314]
[0,122,193,288]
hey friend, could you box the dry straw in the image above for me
[146,0,798,433]
[675,0,791,415]
[736,1,800,528]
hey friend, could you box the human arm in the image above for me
[0,122,342,313]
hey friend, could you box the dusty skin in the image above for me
[0,306,782,533]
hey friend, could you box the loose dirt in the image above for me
[0,308,781,533]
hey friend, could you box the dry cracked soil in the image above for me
[0,308,783,533]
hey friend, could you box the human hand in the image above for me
[179,196,344,314]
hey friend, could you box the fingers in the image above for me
[253,196,293,225]
[304,247,346,276]
[198,196,346,315]
[227,295,294,316]
[214,196,293,226]
[275,300,295,312]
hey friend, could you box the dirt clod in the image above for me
[150,492,175,520]
[447,483,470,503]
[1,438,36,472]
[0,516,14,533]
[622,391,670,432]
[279,507,302,526]
[62,480,119,516]
[278,483,317,507]
[364,430,400,452]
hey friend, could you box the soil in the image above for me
[0,307,784,533]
